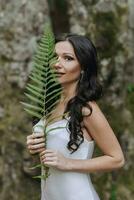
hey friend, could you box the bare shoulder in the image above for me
[82,100,107,127]
[82,101,125,169]
[82,101,117,147]
[82,100,112,140]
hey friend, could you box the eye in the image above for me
[64,56,74,61]
[54,52,58,58]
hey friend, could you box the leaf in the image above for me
[21,23,66,180]
[46,81,60,91]
[31,68,46,77]
[26,86,44,99]
[26,83,43,93]
[30,73,45,82]
[29,75,44,85]
[46,87,61,98]
[20,102,43,112]
[45,98,60,115]
[24,108,42,118]
[24,93,44,105]
[33,175,46,179]
[29,164,43,170]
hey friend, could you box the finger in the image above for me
[29,149,39,154]
[40,150,46,156]
[29,147,45,155]
[39,149,45,154]
[29,150,38,154]
[33,137,45,144]
[40,149,56,156]
[26,134,43,142]
[28,143,45,150]
[29,150,35,154]
[32,132,44,138]
[44,153,56,157]
[40,152,55,160]
[42,161,56,167]
[44,149,56,154]
[27,138,45,145]
[30,143,45,150]
[38,148,45,152]
[41,153,55,161]
[27,135,34,140]
[26,139,34,146]
[43,156,56,162]
[27,137,45,146]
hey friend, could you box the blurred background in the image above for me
[0,0,134,199]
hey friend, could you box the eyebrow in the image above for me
[55,52,75,57]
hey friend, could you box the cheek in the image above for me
[66,63,81,76]
[70,67,81,80]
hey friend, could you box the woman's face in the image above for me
[53,41,81,85]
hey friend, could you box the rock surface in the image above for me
[0,0,49,199]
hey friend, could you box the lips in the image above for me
[55,72,65,77]
[55,72,65,75]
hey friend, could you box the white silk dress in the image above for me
[33,117,100,200]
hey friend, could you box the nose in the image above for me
[53,57,62,69]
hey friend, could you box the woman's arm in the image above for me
[66,101,125,172]
[40,101,125,173]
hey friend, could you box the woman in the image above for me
[26,34,125,200]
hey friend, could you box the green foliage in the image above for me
[127,83,134,93]
[109,183,117,200]
[21,23,62,122]
[126,84,134,120]
[48,0,67,11]
[93,11,123,59]
[21,23,64,179]
[100,103,125,135]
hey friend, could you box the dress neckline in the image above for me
[42,117,94,144]
[43,116,70,128]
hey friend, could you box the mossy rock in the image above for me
[126,85,134,119]
[93,11,123,59]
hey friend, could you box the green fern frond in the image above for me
[20,23,72,180]
[24,93,44,105]
[31,68,46,76]
[26,84,42,93]
[46,81,60,91]
[24,108,42,118]
[44,99,60,116]
[26,87,44,99]
[20,102,43,112]
[29,164,44,170]
[33,174,50,179]
[21,23,65,180]
[28,75,44,86]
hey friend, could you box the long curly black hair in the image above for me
[55,33,103,153]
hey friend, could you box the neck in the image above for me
[59,81,78,105]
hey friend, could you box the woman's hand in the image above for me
[40,149,70,171]
[26,133,45,155]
